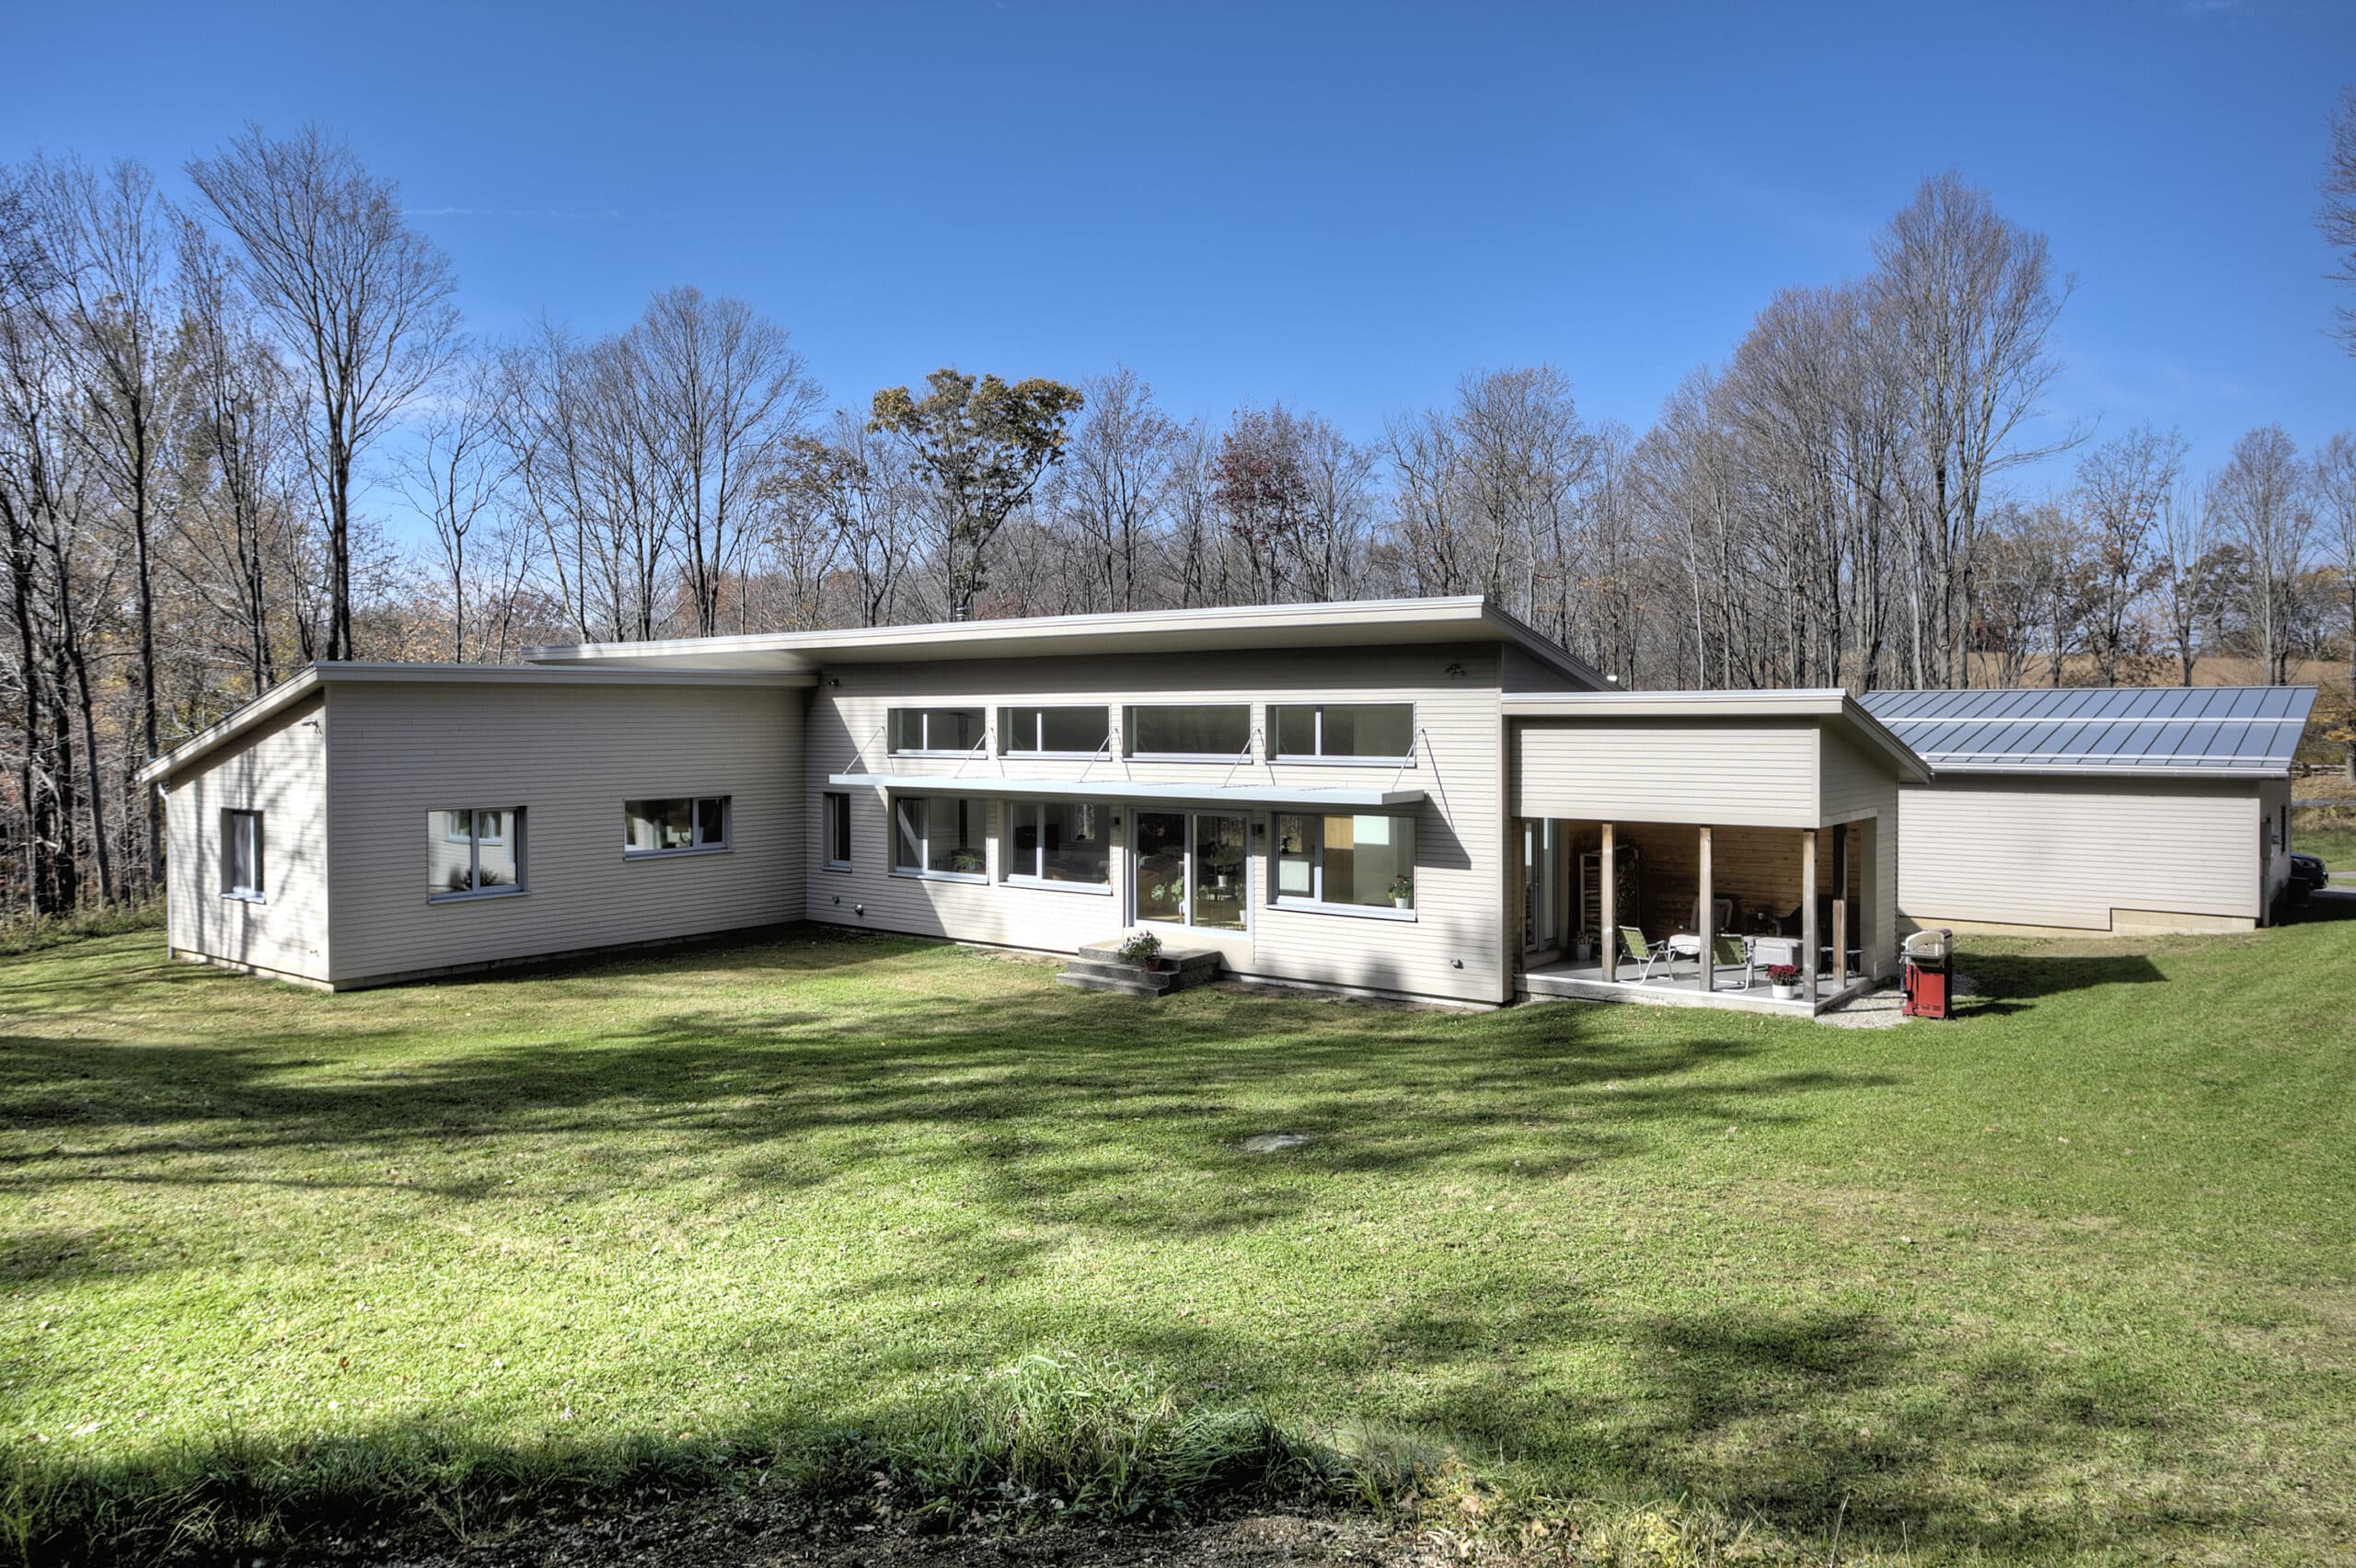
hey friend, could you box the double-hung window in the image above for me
[1124,703,1251,760]
[431,808,525,899]
[893,796,985,880]
[824,791,852,870]
[1274,812,1416,916]
[999,705,1110,757]
[890,707,985,756]
[1271,703,1414,763]
[624,797,730,856]
[1003,800,1110,889]
[223,809,265,901]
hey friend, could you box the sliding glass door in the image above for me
[1132,809,1249,931]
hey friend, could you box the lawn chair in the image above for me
[1710,932,1753,992]
[1620,926,1683,983]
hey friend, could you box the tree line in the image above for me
[6,120,2354,920]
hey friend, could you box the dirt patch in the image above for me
[305,1497,1446,1568]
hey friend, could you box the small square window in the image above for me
[430,807,525,898]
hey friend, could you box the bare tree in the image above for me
[2074,422,2187,685]
[1057,365,1176,613]
[186,123,458,661]
[2322,86,2356,353]
[398,353,507,661]
[2210,425,2316,685]
[2314,432,2356,775]
[631,286,821,636]
[2156,479,2214,686]
[1874,170,2078,686]
[34,156,175,890]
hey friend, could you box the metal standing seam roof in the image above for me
[1857,686,2317,777]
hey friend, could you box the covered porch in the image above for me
[1504,689,1925,1020]
[1515,818,1880,1016]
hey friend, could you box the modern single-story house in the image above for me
[136,597,2316,1014]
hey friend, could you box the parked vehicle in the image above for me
[2286,851,2329,905]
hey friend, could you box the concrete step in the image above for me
[1058,942,1224,998]
[1055,971,1171,998]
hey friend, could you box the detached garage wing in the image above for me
[1858,686,2316,778]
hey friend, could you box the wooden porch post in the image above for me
[1696,825,1715,994]
[1600,822,1617,983]
[1800,828,1819,1005]
[1831,823,1849,992]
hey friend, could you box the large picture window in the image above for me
[1125,704,1251,759]
[1274,812,1415,915]
[893,795,985,880]
[999,705,1110,757]
[430,808,525,899]
[624,797,730,856]
[1003,800,1110,888]
[223,809,265,900]
[1271,703,1414,762]
[890,707,985,755]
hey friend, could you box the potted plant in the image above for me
[947,848,986,875]
[1115,929,1165,971]
[1765,963,1802,1001]
[1390,873,1414,910]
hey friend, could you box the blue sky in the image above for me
[6,1,2351,544]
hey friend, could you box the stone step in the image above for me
[1063,956,1180,990]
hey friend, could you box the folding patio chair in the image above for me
[1620,926,1683,983]
[1710,932,1754,992]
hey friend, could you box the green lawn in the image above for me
[2292,809,2356,870]
[5,917,2354,1563]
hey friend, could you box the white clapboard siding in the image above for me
[162,693,332,984]
[325,682,803,986]
[1895,777,2262,930]
[807,644,1510,1004]
[1818,728,1899,974]
[1513,721,1819,826]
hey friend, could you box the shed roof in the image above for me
[525,596,1606,690]
[1858,686,2316,778]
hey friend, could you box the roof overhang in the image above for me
[1502,688,1934,783]
[525,596,1606,690]
[829,772,1428,810]
[138,663,813,788]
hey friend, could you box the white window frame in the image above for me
[1269,702,1416,767]
[431,807,527,903]
[222,809,265,902]
[823,790,852,871]
[891,794,987,882]
[1122,703,1253,762]
[998,705,1112,759]
[889,707,987,757]
[1000,799,1114,894]
[1270,811,1418,922]
[622,796,732,859]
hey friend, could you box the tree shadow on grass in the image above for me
[1957,951,2166,1018]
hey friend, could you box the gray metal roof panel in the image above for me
[1857,686,2316,776]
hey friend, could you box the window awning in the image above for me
[827,772,1427,809]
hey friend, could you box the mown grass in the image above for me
[4,912,2353,1563]
[2291,805,2356,869]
